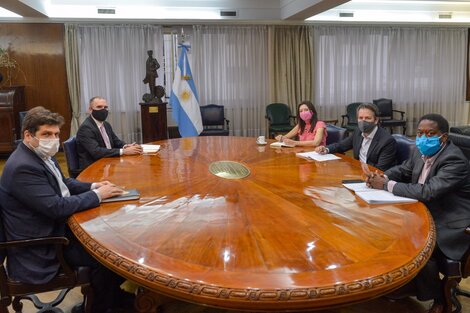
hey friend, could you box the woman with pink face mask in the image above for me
[275,101,327,147]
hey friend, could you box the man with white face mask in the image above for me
[315,102,397,171]
[0,106,129,313]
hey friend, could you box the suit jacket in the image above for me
[326,127,397,171]
[385,142,470,260]
[76,116,126,170]
[0,143,100,284]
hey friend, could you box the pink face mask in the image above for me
[300,111,313,122]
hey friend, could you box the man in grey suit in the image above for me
[315,103,397,171]
[0,106,128,313]
[367,114,470,313]
[76,96,142,171]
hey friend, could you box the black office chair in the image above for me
[325,124,347,145]
[0,202,93,313]
[199,104,230,136]
[265,103,296,139]
[373,98,407,135]
[62,136,81,178]
[450,126,470,136]
[340,102,362,134]
[448,133,470,159]
[392,134,416,165]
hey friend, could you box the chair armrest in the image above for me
[289,115,297,124]
[392,110,405,120]
[341,115,349,127]
[324,119,338,125]
[265,115,272,122]
[224,118,230,129]
[0,236,74,276]
[0,237,69,249]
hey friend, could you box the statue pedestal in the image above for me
[139,102,168,143]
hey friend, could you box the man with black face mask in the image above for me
[366,114,470,313]
[315,102,397,171]
[76,96,143,171]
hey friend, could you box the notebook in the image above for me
[270,141,295,148]
[101,189,140,203]
[342,182,417,204]
[296,151,341,161]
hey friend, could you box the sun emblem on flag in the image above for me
[180,89,191,102]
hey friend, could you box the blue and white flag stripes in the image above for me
[170,44,203,137]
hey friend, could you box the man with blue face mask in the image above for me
[0,106,131,313]
[367,113,470,313]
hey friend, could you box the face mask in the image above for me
[300,111,313,122]
[32,137,60,158]
[92,109,108,122]
[416,135,442,156]
[358,120,376,133]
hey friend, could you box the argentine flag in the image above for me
[170,45,203,137]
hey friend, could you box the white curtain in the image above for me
[76,24,164,143]
[192,25,269,137]
[314,26,468,134]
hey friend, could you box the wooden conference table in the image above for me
[69,136,435,312]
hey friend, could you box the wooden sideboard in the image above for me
[0,86,25,154]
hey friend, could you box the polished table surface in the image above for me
[69,136,435,311]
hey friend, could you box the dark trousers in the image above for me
[412,247,445,302]
[64,227,125,313]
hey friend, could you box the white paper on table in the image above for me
[141,144,161,153]
[296,151,341,161]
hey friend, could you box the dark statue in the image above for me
[142,50,165,103]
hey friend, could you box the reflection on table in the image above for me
[69,136,435,312]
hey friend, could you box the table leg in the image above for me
[135,287,174,313]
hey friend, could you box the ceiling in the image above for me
[1,0,470,24]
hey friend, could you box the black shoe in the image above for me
[71,303,83,313]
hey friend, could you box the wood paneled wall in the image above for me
[0,23,71,141]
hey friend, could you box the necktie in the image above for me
[99,124,112,149]
[45,158,70,197]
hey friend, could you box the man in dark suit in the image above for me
[367,114,470,313]
[76,96,142,171]
[315,102,397,171]
[0,106,128,313]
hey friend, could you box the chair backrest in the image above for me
[266,103,292,125]
[392,134,416,165]
[373,98,393,119]
[200,104,225,127]
[448,133,470,160]
[62,136,80,178]
[345,102,362,125]
[326,124,347,145]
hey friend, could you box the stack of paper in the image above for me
[342,182,417,204]
[296,151,341,161]
[270,142,295,148]
[141,144,160,153]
